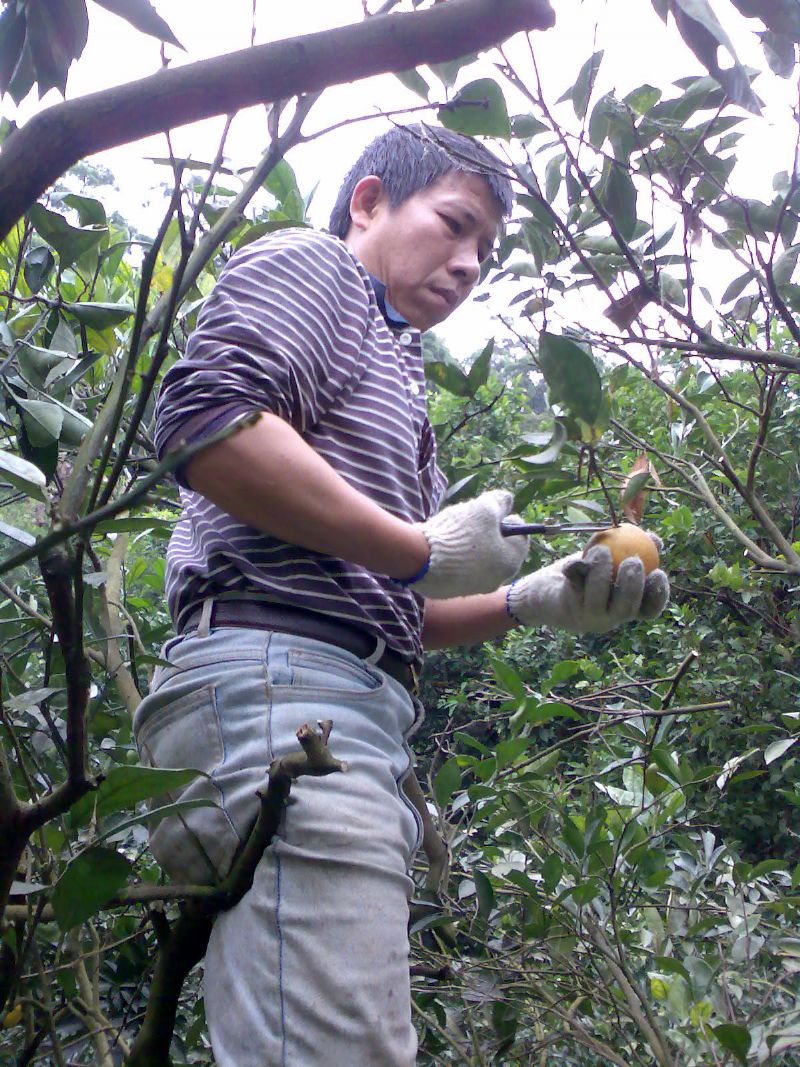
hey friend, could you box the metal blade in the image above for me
[500,520,610,537]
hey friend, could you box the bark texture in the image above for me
[0,0,555,241]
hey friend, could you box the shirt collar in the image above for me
[367,272,411,330]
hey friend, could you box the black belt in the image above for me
[180,599,419,694]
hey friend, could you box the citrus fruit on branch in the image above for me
[583,523,660,575]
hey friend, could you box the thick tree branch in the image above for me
[127,720,345,1066]
[96,531,141,717]
[0,0,555,240]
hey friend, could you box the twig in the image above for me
[412,999,475,1065]
[660,650,699,708]
[0,411,261,580]
[0,581,52,628]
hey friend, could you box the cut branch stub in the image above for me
[127,718,346,1067]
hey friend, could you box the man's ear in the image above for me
[348,176,385,232]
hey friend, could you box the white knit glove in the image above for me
[506,541,669,634]
[406,489,529,599]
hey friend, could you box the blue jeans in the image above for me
[133,623,423,1067]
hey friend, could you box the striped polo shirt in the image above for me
[154,226,447,665]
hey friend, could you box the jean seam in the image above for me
[277,851,287,1067]
[207,684,241,849]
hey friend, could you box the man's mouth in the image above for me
[429,286,458,310]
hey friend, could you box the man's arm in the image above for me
[185,411,431,581]
[422,588,515,649]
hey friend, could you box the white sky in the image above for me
[5,0,797,355]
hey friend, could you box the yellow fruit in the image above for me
[2,1003,23,1028]
[584,523,660,575]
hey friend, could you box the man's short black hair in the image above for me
[328,123,513,239]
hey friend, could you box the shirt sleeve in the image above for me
[154,229,371,483]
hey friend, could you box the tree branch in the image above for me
[0,411,262,580]
[126,720,346,1067]
[0,0,555,240]
[95,530,141,717]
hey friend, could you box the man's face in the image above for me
[345,171,502,332]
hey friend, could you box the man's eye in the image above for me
[441,215,461,233]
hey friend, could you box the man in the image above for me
[134,124,668,1067]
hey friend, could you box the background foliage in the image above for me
[1,1,799,1063]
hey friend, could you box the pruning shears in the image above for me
[500,520,611,538]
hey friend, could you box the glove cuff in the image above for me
[505,580,525,626]
[397,554,431,589]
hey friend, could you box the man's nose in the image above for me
[449,242,481,287]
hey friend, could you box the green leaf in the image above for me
[721,271,755,303]
[765,737,798,765]
[624,84,662,114]
[0,518,35,546]
[733,0,800,39]
[235,219,310,250]
[547,659,582,686]
[672,0,762,113]
[17,343,74,387]
[28,204,106,268]
[510,421,567,465]
[714,1023,751,1066]
[0,5,27,98]
[92,0,183,48]
[62,192,107,227]
[23,246,55,292]
[93,515,172,535]
[495,737,528,770]
[750,859,790,879]
[434,758,462,807]
[491,658,527,701]
[622,469,652,505]
[542,853,563,893]
[52,847,132,929]
[512,114,548,140]
[424,359,472,397]
[263,160,305,222]
[443,472,479,504]
[525,701,581,725]
[439,78,511,140]
[760,30,796,77]
[466,338,494,392]
[62,301,136,330]
[659,272,685,306]
[58,406,92,447]
[429,53,477,89]
[16,398,63,448]
[601,163,637,243]
[506,258,539,279]
[588,93,615,148]
[565,50,604,120]
[773,243,800,287]
[538,332,603,426]
[545,154,563,203]
[0,448,47,501]
[474,870,495,918]
[26,0,89,97]
[393,68,430,100]
[69,765,206,826]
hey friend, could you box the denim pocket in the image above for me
[284,647,385,698]
[397,772,425,863]
[135,679,241,885]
